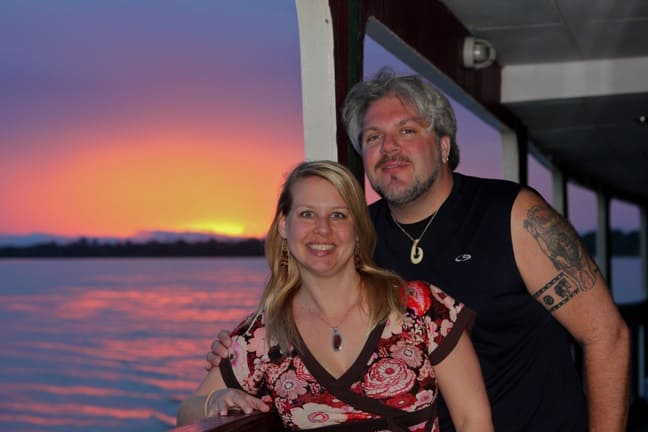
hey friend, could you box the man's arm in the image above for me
[511,188,630,431]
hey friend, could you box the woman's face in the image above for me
[279,176,357,280]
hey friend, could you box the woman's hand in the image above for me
[205,388,271,417]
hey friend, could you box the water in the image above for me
[0,258,268,432]
[0,257,643,431]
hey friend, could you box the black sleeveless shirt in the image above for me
[370,173,587,431]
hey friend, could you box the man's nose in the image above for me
[380,133,399,154]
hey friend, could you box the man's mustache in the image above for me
[376,155,411,169]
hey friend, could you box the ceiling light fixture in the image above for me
[463,36,496,69]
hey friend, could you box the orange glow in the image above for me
[1,124,304,239]
[182,221,245,236]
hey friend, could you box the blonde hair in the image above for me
[251,160,404,354]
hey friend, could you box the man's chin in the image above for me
[376,187,411,206]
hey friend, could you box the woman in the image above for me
[177,161,492,431]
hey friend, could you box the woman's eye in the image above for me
[299,210,314,218]
[331,212,346,219]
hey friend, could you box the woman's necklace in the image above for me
[313,300,358,352]
[391,211,438,264]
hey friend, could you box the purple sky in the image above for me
[0,0,639,239]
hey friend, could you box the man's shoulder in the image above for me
[455,173,522,203]
[457,172,520,191]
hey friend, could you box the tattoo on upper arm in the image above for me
[523,205,599,310]
[532,272,579,312]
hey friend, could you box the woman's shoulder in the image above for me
[403,280,467,318]
[231,310,266,339]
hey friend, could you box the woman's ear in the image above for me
[278,213,287,239]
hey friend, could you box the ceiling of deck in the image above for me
[440,0,648,205]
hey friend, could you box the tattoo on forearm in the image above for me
[532,272,578,312]
[523,205,599,301]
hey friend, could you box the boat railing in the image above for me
[170,411,285,432]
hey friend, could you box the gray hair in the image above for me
[342,67,460,170]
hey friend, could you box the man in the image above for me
[207,68,630,431]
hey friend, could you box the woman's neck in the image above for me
[297,273,363,316]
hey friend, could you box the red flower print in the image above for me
[290,403,348,428]
[364,358,416,398]
[389,341,423,368]
[385,392,417,409]
[406,281,432,316]
[275,370,308,401]
[350,381,363,394]
[293,356,313,381]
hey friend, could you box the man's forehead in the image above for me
[362,115,427,132]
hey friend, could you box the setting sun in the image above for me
[182,221,246,237]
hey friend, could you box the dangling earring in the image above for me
[280,239,290,268]
[354,239,362,272]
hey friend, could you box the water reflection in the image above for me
[0,258,267,431]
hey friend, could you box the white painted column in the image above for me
[295,0,338,161]
[551,168,567,217]
[596,192,611,282]
[501,129,520,183]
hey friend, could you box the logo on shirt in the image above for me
[454,254,472,262]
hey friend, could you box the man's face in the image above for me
[360,96,444,206]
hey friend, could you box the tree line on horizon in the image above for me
[0,229,640,258]
[0,237,265,258]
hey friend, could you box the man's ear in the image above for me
[440,135,451,161]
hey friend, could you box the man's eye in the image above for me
[365,134,381,144]
[401,128,415,135]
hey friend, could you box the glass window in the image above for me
[610,199,642,303]
[527,152,553,205]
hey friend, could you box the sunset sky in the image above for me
[1,1,304,239]
[0,1,639,242]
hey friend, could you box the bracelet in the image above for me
[203,389,219,418]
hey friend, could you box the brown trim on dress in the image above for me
[428,306,476,365]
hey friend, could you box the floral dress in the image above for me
[220,281,475,432]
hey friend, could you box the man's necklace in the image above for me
[391,211,438,264]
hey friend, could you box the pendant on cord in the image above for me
[332,327,343,351]
[410,239,424,264]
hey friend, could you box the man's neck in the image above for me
[388,169,454,224]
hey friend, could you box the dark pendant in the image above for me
[332,327,342,351]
